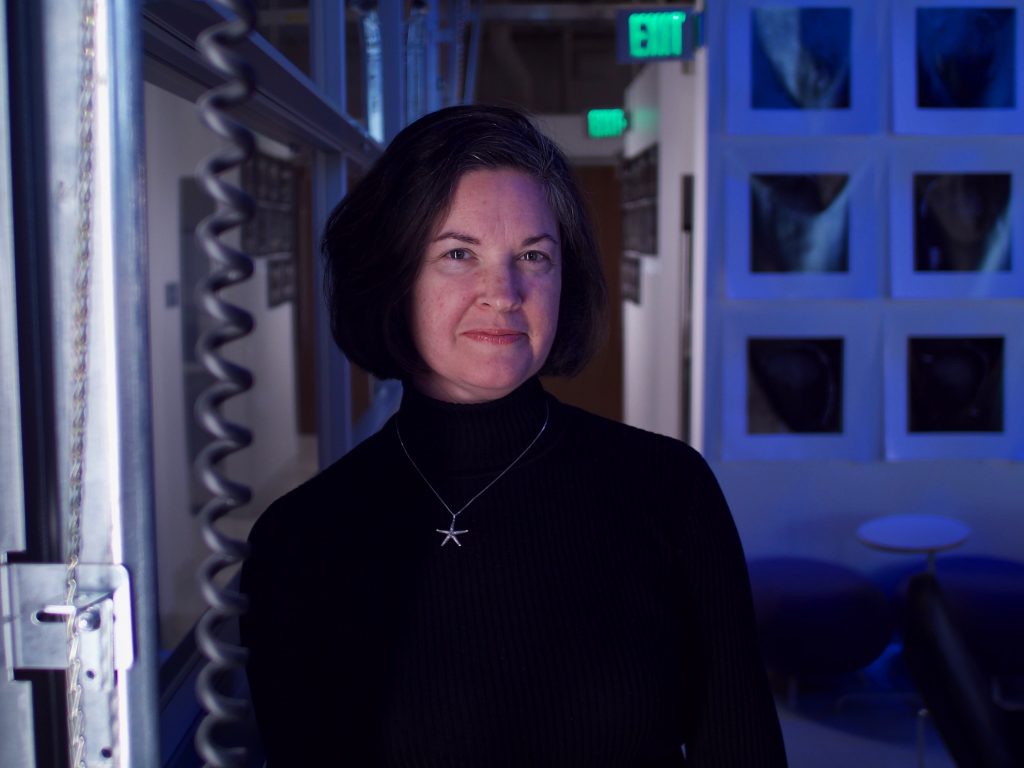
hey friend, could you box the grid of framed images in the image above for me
[716,0,1024,461]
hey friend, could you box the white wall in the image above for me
[534,113,623,165]
[221,267,300,487]
[622,63,703,439]
[144,83,300,649]
[715,459,1024,568]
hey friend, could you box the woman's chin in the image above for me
[415,366,537,404]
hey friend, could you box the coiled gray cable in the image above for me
[193,1,257,766]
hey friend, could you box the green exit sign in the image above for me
[630,11,686,58]
[616,7,701,62]
[587,109,628,138]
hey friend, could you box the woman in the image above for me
[240,105,787,766]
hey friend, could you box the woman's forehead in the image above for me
[438,169,554,224]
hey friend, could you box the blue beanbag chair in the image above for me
[748,556,894,678]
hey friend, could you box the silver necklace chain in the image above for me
[395,400,549,547]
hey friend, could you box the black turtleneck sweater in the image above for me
[240,379,786,766]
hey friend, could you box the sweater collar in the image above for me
[394,378,551,476]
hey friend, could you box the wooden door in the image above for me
[543,164,623,422]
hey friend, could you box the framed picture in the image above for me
[883,303,1024,458]
[267,256,296,308]
[725,0,883,134]
[722,141,882,298]
[622,145,658,257]
[892,1,1023,134]
[721,304,881,460]
[241,151,297,258]
[889,140,1024,297]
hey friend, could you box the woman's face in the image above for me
[409,168,562,403]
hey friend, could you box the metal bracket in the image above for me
[2,562,134,766]
[3,562,134,672]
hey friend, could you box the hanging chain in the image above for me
[66,0,97,765]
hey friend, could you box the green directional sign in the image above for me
[587,109,628,139]
[630,11,686,58]
[616,7,701,62]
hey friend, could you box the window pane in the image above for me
[346,5,368,126]
[256,0,311,76]
[144,82,318,651]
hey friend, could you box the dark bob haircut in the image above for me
[321,103,608,382]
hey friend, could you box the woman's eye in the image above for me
[445,249,469,261]
[521,251,548,263]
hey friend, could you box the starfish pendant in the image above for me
[437,525,468,547]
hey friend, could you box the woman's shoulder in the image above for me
[247,419,396,545]
[554,399,729,531]
[556,398,707,469]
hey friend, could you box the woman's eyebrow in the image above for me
[432,232,559,246]
[521,233,559,247]
[432,231,480,244]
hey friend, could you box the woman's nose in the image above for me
[479,264,522,311]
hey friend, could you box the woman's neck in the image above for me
[395,378,549,476]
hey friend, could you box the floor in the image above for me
[776,645,955,768]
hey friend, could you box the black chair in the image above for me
[902,572,1023,768]
[747,557,894,706]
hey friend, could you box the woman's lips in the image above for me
[463,330,526,345]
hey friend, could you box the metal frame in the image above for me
[39,0,160,764]
[424,0,442,113]
[310,0,358,466]
[380,0,407,141]
[3,2,68,762]
[361,6,386,141]
[464,0,482,102]
[0,0,25,560]
[407,1,429,122]
[104,2,162,762]
[0,0,35,763]
[310,0,346,111]
[1,0,161,764]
